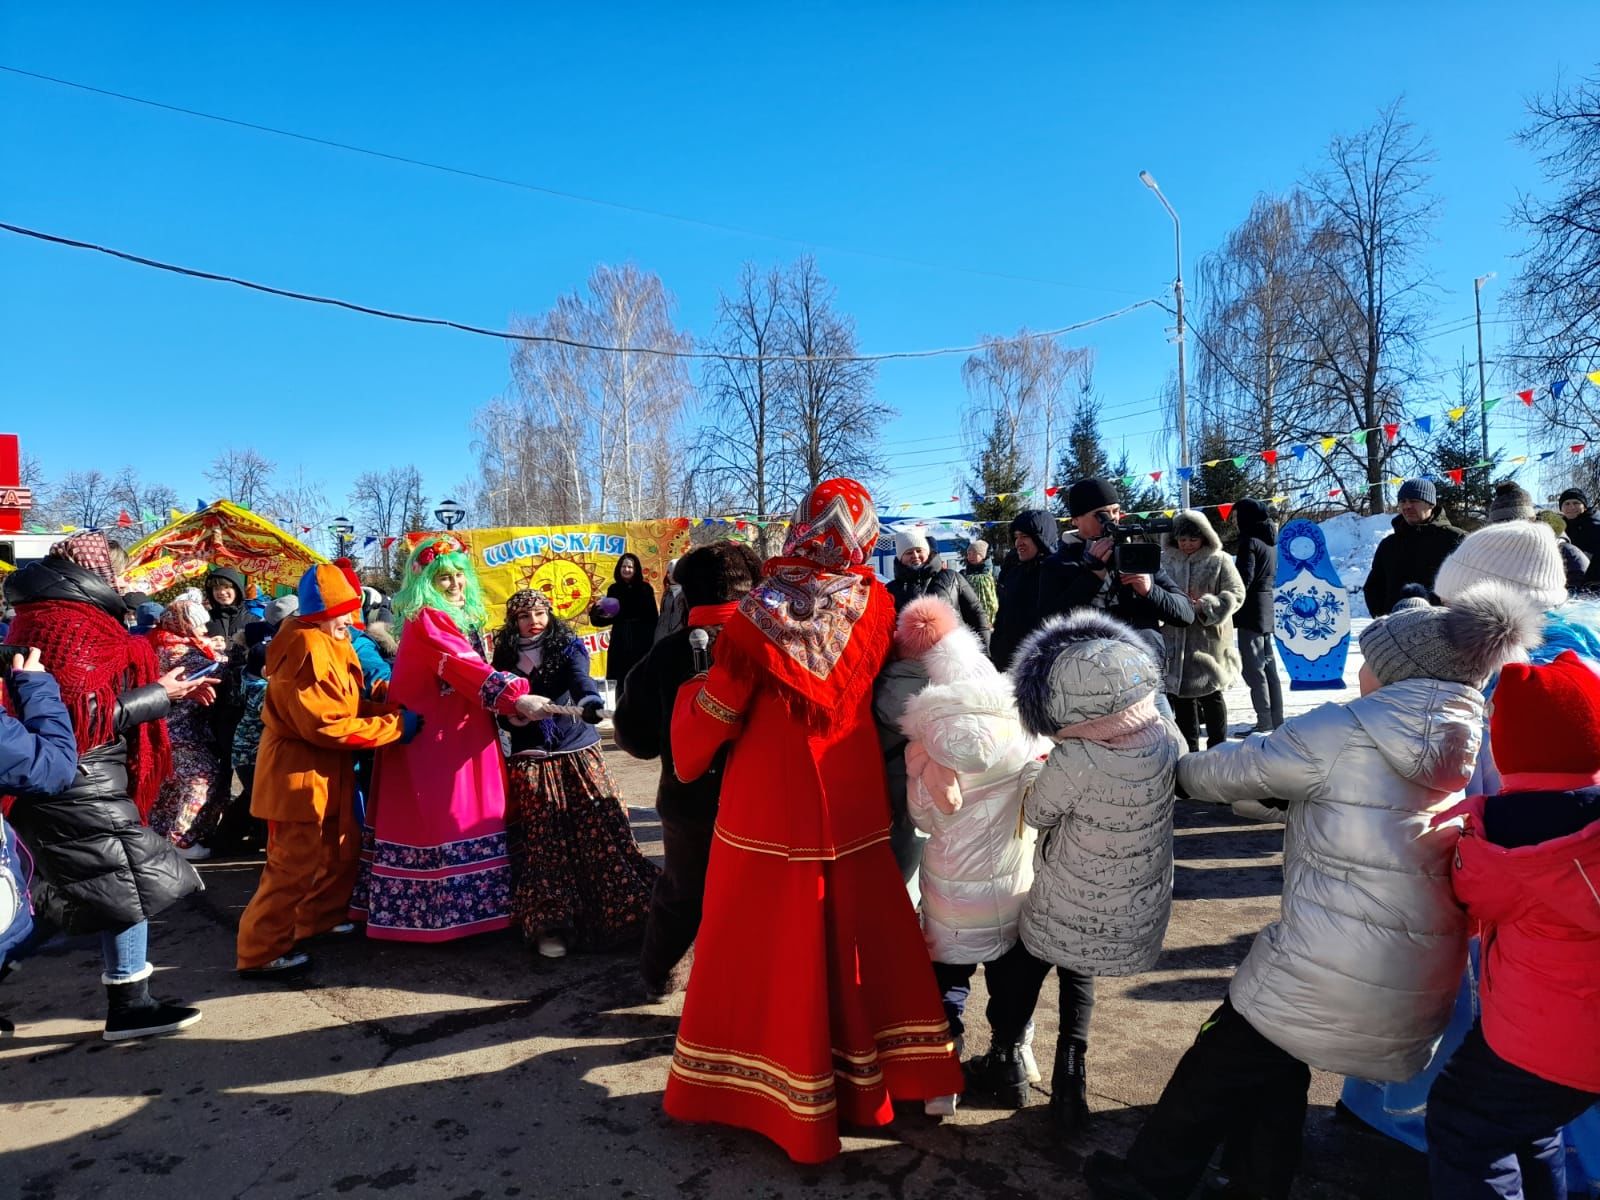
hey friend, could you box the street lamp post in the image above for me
[434,499,466,530]
[1140,170,1189,510]
[1474,273,1496,478]
[329,515,354,560]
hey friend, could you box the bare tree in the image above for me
[961,331,1090,505]
[350,466,427,578]
[1512,67,1600,437]
[107,467,181,538]
[56,469,118,529]
[266,468,332,547]
[19,453,58,529]
[779,256,889,494]
[205,448,277,511]
[1283,101,1437,512]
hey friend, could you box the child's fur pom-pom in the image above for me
[895,596,961,659]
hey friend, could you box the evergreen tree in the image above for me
[1113,453,1170,517]
[1188,426,1254,519]
[1433,360,1501,521]
[969,412,1030,525]
[1053,401,1114,514]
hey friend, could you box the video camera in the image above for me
[1095,512,1174,576]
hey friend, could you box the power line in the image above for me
[0,219,1160,363]
[0,62,1144,297]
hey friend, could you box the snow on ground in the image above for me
[1316,511,1394,621]
[1219,617,1369,729]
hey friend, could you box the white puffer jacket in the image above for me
[1011,610,1183,976]
[1178,680,1480,1081]
[895,597,1049,964]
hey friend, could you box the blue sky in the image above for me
[0,4,1590,529]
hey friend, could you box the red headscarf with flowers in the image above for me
[726,478,890,715]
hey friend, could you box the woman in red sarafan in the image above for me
[665,478,962,1164]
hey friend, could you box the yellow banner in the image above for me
[413,519,691,677]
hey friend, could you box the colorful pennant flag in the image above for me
[1150,471,1163,482]
[1390,476,1405,486]
[1163,510,1176,518]
[1448,407,1467,421]
[1382,423,1399,443]
[1261,449,1278,466]
[1484,398,1502,413]
[1589,371,1600,387]
[1231,455,1248,468]
[1415,415,1433,434]
[1509,455,1528,465]
[1517,389,1534,406]
[1320,437,1337,453]
[1291,444,1308,460]
[1217,503,1235,522]
[1445,467,1466,485]
[1351,430,1368,446]
[1176,465,1194,482]
[169,508,184,523]
[382,536,397,549]
[1203,460,1221,469]
[1044,486,1059,497]
[1328,488,1342,498]
[1553,380,1567,399]
[1573,445,1588,454]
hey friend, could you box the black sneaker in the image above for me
[0,1013,13,1038]
[103,975,202,1043]
[962,1044,1029,1108]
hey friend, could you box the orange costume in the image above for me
[236,566,407,971]
[664,479,962,1163]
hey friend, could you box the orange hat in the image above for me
[296,563,362,623]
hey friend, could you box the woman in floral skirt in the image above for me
[492,588,659,959]
[149,589,226,858]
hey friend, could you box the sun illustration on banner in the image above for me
[526,558,606,621]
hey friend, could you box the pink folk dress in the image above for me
[352,606,529,942]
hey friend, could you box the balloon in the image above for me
[593,597,621,619]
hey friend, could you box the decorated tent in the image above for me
[124,501,326,599]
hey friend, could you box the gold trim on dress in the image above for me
[695,687,743,724]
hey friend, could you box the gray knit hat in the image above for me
[1358,581,1542,688]
[264,594,300,626]
[1487,481,1536,524]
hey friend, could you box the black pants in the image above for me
[639,813,715,989]
[1169,691,1228,751]
[933,944,1095,1048]
[1125,998,1310,1200]
[1426,1023,1598,1200]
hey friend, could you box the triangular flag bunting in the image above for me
[1318,437,1336,453]
[196,497,207,511]
[1217,503,1235,522]
[1121,475,1138,487]
[1518,389,1534,406]
[1553,379,1567,398]
[170,508,184,522]
[1328,488,1342,498]
[1203,460,1221,468]
[1484,398,1502,413]
[116,509,133,528]
[1448,407,1467,421]
[1351,430,1368,445]
[1150,471,1163,482]
[1472,459,1492,468]
[1231,455,1248,468]
[1261,449,1279,465]
[1176,466,1194,482]
[1415,415,1434,434]
[1540,451,1557,461]
[382,536,397,549]
[1588,371,1600,386]
[1163,509,1176,518]
[1270,494,1288,503]
[1445,468,1465,485]
[1573,445,1588,454]
[1291,444,1308,460]
[1044,486,1059,496]
[1509,455,1527,465]
[1390,475,1404,486]
[1382,424,1399,443]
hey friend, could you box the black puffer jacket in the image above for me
[5,563,204,936]
[990,509,1065,670]
[1233,498,1278,634]
[886,556,990,636]
[613,624,726,824]
[1052,534,1196,633]
[203,566,250,641]
[1361,509,1466,617]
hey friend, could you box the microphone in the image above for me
[689,628,710,675]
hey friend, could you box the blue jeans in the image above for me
[100,922,149,983]
[1427,1024,1599,1200]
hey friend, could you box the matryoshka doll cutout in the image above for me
[1273,519,1351,690]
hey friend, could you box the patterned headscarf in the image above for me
[155,589,217,657]
[777,478,879,570]
[506,588,553,619]
[49,531,117,587]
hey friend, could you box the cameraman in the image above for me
[1055,478,1194,633]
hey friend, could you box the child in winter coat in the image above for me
[148,590,226,857]
[235,564,419,978]
[1160,510,1245,751]
[1084,583,1543,1200]
[1425,650,1600,1200]
[1010,609,1185,1136]
[893,597,1050,1117]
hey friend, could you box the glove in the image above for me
[400,709,425,745]
[580,698,605,725]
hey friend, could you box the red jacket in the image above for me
[1446,793,1600,1092]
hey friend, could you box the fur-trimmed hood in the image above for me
[1162,509,1222,553]
[1011,610,1164,736]
[364,621,398,659]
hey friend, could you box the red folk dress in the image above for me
[664,494,960,1163]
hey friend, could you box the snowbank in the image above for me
[1316,512,1394,619]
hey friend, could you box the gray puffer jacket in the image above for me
[1011,610,1183,976]
[1178,680,1481,1081]
[1160,511,1245,696]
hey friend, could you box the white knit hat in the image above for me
[1434,521,1566,610]
[895,526,931,559]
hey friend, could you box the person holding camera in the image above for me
[1054,479,1195,637]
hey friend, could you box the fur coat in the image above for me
[1160,512,1245,697]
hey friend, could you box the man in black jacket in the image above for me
[1232,498,1284,733]
[1362,478,1466,617]
[989,508,1064,669]
[613,540,762,1001]
[1559,488,1600,578]
[1052,478,1195,633]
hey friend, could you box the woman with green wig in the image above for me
[352,534,550,942]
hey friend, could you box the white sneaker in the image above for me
[924,1094,959,1117]
[1019,1042,1042,1084]
[536,935,567,959]
[176,843,212,862]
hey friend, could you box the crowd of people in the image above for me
[1,471,1597,1200]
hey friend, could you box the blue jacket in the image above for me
[349,629,393,696]
[498,637,603,757]
[0,671,80,965]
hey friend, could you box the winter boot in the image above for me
[103,966,202,1042]
[0,1013,13,1038]
[1049,1037,1090,1134]
[963,1043,1029,1108]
